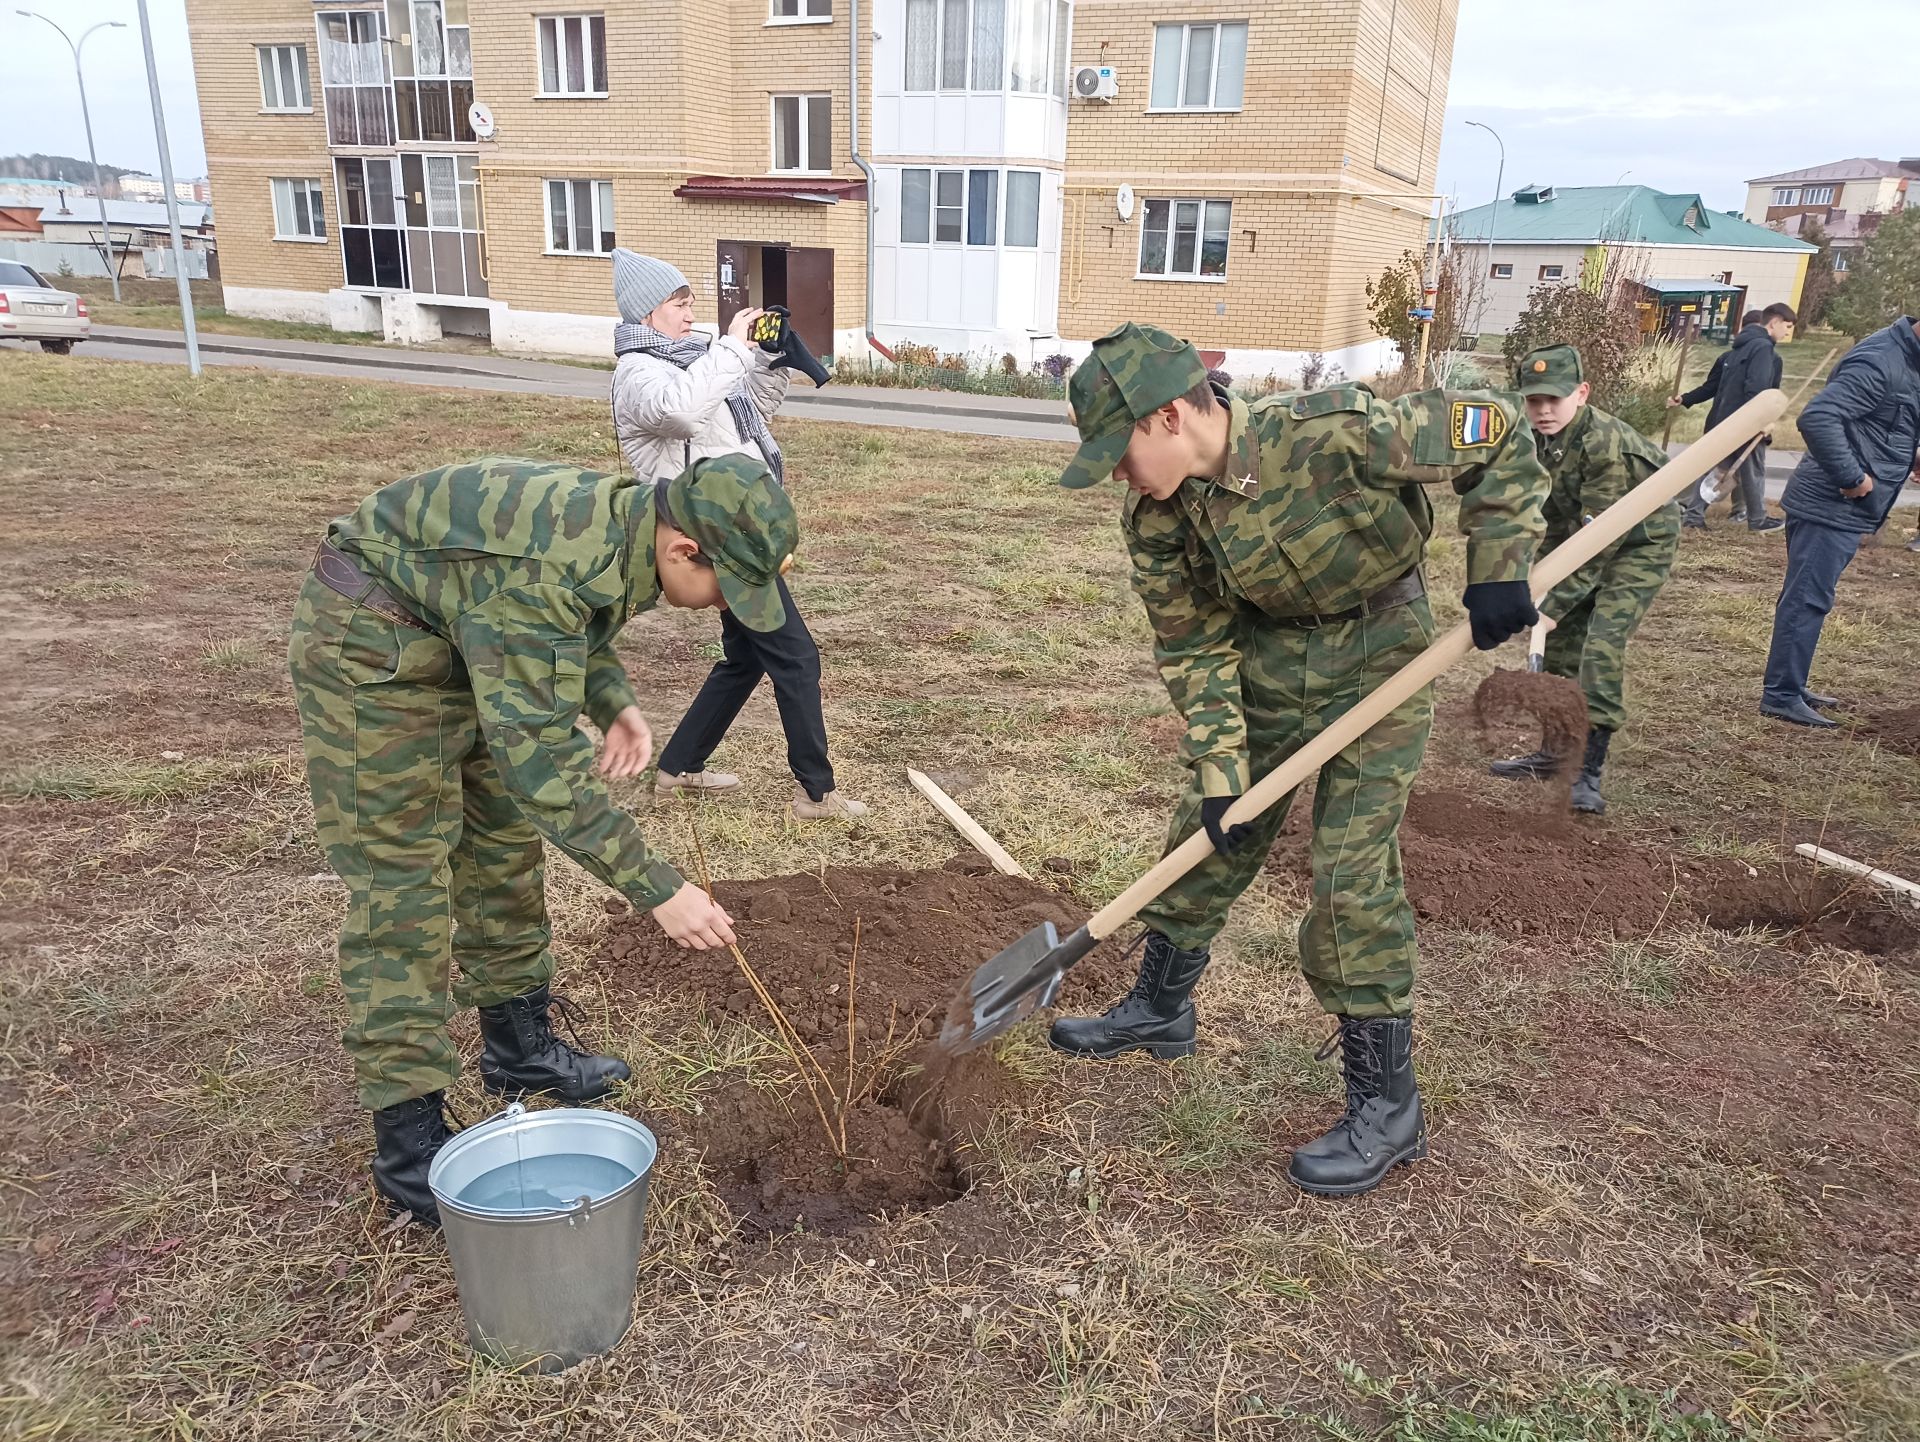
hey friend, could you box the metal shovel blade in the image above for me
[937,922,1098,1055]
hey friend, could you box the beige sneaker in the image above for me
[791,787,870,821]
[657,769,741,794]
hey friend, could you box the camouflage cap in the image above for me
[1059,322,1208,489]
[662,454,798,632]
[1515,343,1584,399]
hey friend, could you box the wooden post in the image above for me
[1662,319,1695,447]
[1793,844,1920,907]
[905,769,1032,879]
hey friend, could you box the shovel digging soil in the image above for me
[1473,667,1590,780]
[937,390,1789,1055]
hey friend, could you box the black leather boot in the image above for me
[1287,1016,1426,1197]
[1488,748,1557,781]
[477,985,632,1102]
[1569,726,1612,815]
[1048,932,1210,1060]
[371,1091,452,1227]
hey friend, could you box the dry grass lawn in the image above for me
[2,350,1917,1441]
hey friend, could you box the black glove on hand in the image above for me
[1200,796,1256,855]
[1461,580,1539,651]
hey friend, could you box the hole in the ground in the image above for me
[601,860,1135,1240]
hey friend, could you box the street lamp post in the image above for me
[18,10,127,302]
[1465,120,1505,340]
[134,0,201,376]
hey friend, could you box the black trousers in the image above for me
[657,577,835,800]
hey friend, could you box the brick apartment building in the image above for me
[1743,156,1918,277]
[184,0,1457,375]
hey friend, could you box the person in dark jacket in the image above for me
[1760,316,1920,727]
[1685,310,1761,521]
[1669,303,1795,532]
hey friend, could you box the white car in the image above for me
[0,261,91,354]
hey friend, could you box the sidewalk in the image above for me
[77,325,1079,443]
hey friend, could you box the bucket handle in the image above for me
[470,1100,528,1131]
[566,1194,595,1227]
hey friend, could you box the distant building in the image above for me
[116,172,214,205]
[1743,157,1918,277]
[35,196,216,279]
[0,205,43,236]
[181,0,1462,374]
[1444,183,1816,338]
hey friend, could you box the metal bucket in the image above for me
[428,1102,657,1372]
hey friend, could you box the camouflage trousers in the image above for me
[1543,526,1679,734]
[1139,597,1435,1019]
[288,575,554,1111]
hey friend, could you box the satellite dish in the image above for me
[468,101,496,140]
[1116,184,1134,221]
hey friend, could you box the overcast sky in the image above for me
[0,0,1913,211]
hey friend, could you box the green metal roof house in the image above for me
[1438,183,1816,337]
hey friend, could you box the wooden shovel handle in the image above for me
[1084,388,1790,943]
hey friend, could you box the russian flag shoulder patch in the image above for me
[1450,401,1508,450]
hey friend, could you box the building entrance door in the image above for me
[715,241,835,360]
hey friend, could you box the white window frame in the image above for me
[1490,262,1514,279]
[770,93,832,175]
[1804,185,1835,206]
[1137,197,1231,281]
[1833,252,1850,273]
[544,178,616,255]
[1539,264,1564,281]
[270,177,327,242]
[767,0,832,24]
[536,13,609,98]
[1771,187,1800,206]
[904,0,1063,95]
[899,166,1037,249]
[258,44,312,112]
[1148,21,1247,112]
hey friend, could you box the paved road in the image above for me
[10,326,1917,510]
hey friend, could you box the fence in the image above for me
[0,239,214,282]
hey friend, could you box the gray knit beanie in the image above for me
[612,248,690,324]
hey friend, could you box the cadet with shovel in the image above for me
[289,454,794,1225]
[1489,345,1680,813]
[1048,323,1549,1197]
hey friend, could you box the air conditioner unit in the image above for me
[1072,65,1119,101]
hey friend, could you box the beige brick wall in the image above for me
[185,0,1454,351]
[184,0,342,293]
[1059,0,1454,353]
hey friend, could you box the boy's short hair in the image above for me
[1762,301,1798,324]
[1134,380,1216,428]
[1742,309,1763,326]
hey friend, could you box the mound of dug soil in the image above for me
[597,858,1129,1239]
[1268,787,1920,959]
[1867,704,1920,759]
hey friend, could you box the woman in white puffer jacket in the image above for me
[609,248,868,821]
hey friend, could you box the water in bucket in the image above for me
[456,1153,637,1212]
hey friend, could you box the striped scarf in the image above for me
[613,322,784,486]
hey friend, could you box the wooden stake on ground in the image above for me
[1794,844,1920,907]
[905,767,1032,878]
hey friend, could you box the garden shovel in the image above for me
[938,388,1789,1054]
[1524,615,1550,673]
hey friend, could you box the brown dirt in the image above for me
[1472,666,1591,774]
[597,858,1131,1240]
[1867,704,1920,758]
[1269,786,1920,959]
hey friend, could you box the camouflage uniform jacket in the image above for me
[1533,403,1678,620]
[327,458,684,907]
[1126,386,1549,798]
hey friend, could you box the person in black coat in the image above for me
[1669,303,1796,532]
[1760,316,1920,727]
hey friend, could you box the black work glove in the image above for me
[1200,796,1256,855]
[1460,580,1539,651]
